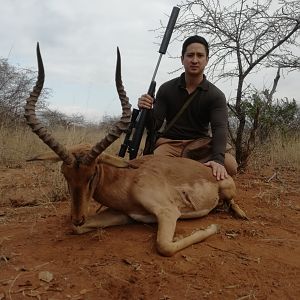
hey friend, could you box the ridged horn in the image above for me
[82,47,132,165]
[24,43,74,165]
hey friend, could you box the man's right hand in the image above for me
[138,94,154,110]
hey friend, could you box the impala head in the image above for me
[25,43,132,226]
[61,156,100,226]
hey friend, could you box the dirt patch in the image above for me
[0,163,299,299]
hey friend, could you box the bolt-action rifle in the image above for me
[118,6,180,160]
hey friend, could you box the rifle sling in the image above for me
[159,89,200,135]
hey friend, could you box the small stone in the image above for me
[38,271,54,283]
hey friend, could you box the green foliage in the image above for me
[242,92,299,141]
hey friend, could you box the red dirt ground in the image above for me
[0,162,299,300]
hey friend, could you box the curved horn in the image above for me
[83,47,132,165]
[24,43,74,165]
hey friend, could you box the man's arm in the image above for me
[210,91,228,165]
[205,90,229,180]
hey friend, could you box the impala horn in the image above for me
[25,44,132,166]
[82,47,132,165]
[25,43,74,165]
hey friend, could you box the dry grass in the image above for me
[1,124,299,205]
[250,135,300,172]
[247,134,300,209]
[0,125,124,205]
[0,125,124,165]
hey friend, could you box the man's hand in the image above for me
[138,94,154,110]
[204,161,228,181]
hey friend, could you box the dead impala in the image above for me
[25,44,247,257]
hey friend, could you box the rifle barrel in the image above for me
[159,6,180,54]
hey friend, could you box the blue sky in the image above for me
[1,0,299,122]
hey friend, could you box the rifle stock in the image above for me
[126,80,156,159]
[118,6,180,159]
[118,108,139,157]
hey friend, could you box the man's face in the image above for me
[181,43,208,76]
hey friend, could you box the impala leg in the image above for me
[228,199,248,220]
[73,208,133,234]
[156,211,220,257]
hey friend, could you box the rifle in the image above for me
[118,6,180,160]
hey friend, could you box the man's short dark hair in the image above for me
[181,35,209,57]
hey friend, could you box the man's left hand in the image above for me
[204,161,228,181]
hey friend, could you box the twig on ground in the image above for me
[265,171,283,183]
[206,244,260,263]
[266,172,278,183]
[259,238,299,243]
[236,294,252,300]
[8,273,22,300]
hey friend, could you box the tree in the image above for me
[40,109,86,129]
[172,0,300,170]
[0,58,49,127]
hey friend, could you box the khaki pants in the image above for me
[154,137,238,176]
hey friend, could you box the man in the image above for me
[138,35,238,180]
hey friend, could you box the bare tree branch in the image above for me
[168,0,300,168]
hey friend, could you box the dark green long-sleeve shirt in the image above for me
[153,73,228,165]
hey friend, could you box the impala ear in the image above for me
[27,143,92,163]
[98,153,137,168]
[66,143,92,154]
[27,151,61,162]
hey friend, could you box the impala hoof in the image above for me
[207,224,220,234]
[72,224,88,235]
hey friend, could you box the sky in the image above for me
[1,0,299,122]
